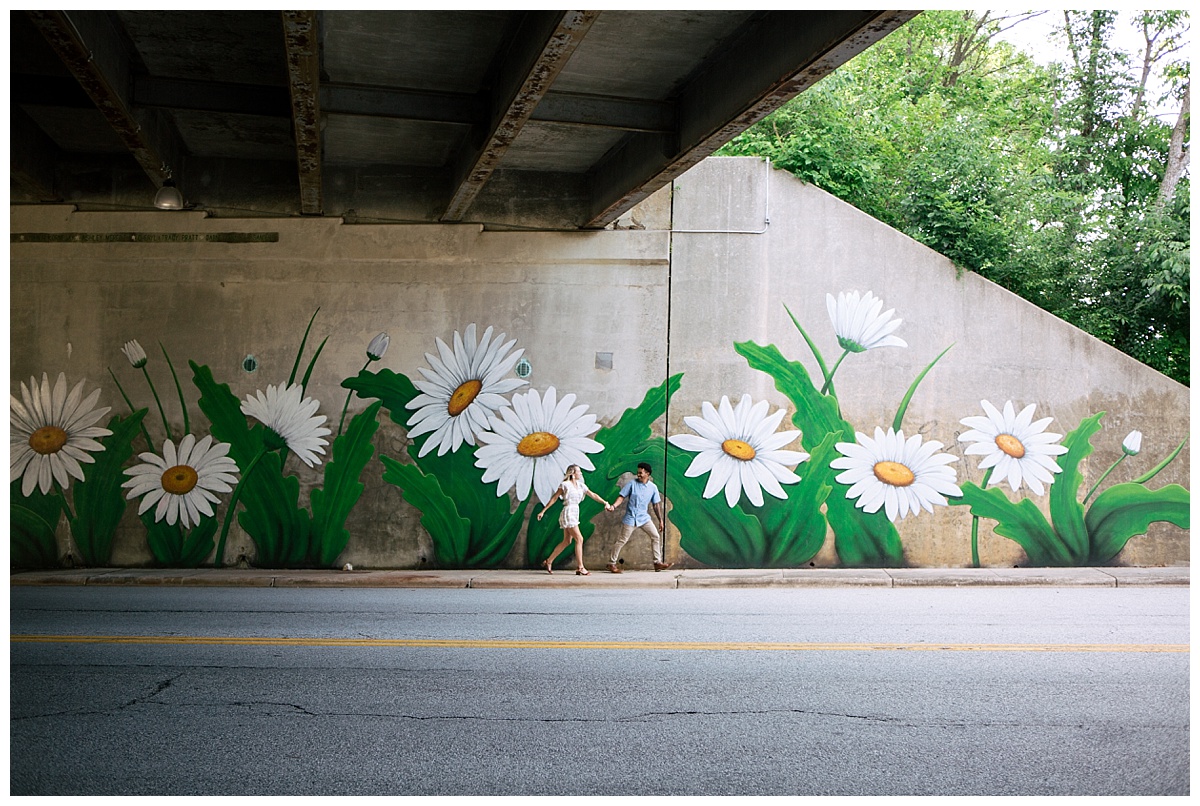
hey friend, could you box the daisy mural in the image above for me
[11,373,112,497]
[831,427,961,522]
[406,324,527,457]
[241,382,331,467]
[668,394,808,507]
[718,289,956,566]
[958,400,1068,496]
[475,386,604,505]
[122,435,239,529]
[951,409,1189,566]
[342,325,677,569]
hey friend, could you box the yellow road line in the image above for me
[9,635,1189,653]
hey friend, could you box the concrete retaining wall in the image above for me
[9,157,1188,568]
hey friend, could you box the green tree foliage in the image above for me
[719,10,1190,385]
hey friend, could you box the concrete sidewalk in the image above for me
[9,566,1189,589]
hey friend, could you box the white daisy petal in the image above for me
[241,382,329,467]
[957,400,1068,496]
[473,386,604,503]
[828,290,907,353]
[831,426,960,522]
[405,325,527,456]
[10,372,112,497]
[669,395,807,508]
[123,435,241,528]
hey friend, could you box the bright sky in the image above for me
[993,9,1188,119]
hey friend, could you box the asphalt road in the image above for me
[9,586,1190,796]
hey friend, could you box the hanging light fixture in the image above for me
[154,173,184,210]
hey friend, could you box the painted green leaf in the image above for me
[735,340,901,566]
[69,410,145,566]
[526,374,680,567]
[349,367,522,568]
[753,431,837,567]
[191,361,311,567]
[144,513,217,567]
[1049,411,1104,563]
[471,498,528,567]
[639,438,770,568]
[381,455,471,567]
[342,368,420,428]
[411,443,520,567]
[310,400,383,567]
[951,482,1072,566]
[10,480,62,569]
[1085,483,1190,564]
[892,343,953,432]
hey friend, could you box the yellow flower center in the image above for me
[161,465,199,495]
[29,426,68,455]
[517,431,560,458]
[722,439,756,461]
[447,379,482,417]
[873,460,915,487]
[995,433,1026,459]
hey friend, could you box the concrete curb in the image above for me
[9,566,1189,589]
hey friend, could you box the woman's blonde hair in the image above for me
[562,464,583,482]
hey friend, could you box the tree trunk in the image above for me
[1157,79,1190,210]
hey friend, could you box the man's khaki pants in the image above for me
[609,520,663,565]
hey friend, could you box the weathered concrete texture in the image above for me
[667,157,1189,569]
[9,157,1189,571]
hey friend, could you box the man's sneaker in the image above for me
[605,563,622,574]
[653,562,673,572]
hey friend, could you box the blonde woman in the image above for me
[538,464,614,575]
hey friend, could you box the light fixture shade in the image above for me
[154,180,184,210]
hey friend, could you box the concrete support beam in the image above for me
[584,9,918,228]
[25,10,182,190]
[440,10,599,223]
[281,10,323,215]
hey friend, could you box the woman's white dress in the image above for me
[558,480,587,528]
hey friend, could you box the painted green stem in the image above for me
[109,367,154,449]
[213,448,266,568]
[971,467,993,567]
[338,359,372,436]
[1082,454,1126,505]
[160,342,190,435]
[820,349,850,395]
[140,365,172,442]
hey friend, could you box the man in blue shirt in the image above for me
[606,462,672,572]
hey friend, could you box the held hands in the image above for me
[604,502,614,512]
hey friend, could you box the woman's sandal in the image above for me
[541,559,553,574]
[576,567,590,576]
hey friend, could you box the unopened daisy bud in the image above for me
[1122,430,1142,456]
[122,340,148,368]
[367,332,390,362]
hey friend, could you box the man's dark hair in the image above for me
[637,462,652,475]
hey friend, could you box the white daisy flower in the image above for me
[826,290,907,353]
[958,400,1068,496]
[122,434,240,529]
[241,382,331,467]
[474,386,603,505]
[366,332,390,362]
[405,324,527,457]
[121,339,148,368]
[10,373,113,497]
[668,394,809,508]
[831,426,962,522]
